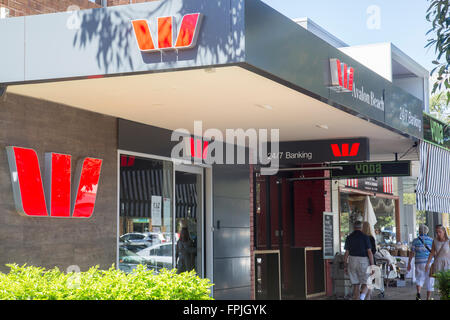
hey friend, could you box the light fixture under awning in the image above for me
[416,141,450,213]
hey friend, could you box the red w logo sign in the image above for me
[6,147,102,218]
[189,137,209,160]
[331,143,360,157]
[132,13,203,52]
[329,58,354,93]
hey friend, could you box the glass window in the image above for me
[339,192,396,251]
[175,169,203,276]
[119,155,173,273]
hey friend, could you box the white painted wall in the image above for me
[339,43,393,81]
[393,77,425,102]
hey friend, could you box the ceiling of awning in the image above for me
[7,66,418,162]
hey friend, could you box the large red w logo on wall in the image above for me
[6,147,103,218]
[132,13,203,52]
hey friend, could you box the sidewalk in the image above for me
[315,279,441,300]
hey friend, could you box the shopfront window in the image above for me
[339,193,396,251]
[119,155,173,273]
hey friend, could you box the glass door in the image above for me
[174,164,204,277]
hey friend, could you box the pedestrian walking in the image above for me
[426,225,450,276]
[344,220,375,300]
[362,221,377,300]
[408,224,434,300]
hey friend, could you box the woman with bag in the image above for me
[425,225,450,277]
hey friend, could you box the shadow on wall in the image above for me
[72,0,245,73]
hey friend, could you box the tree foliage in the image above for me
[426,0,450,106]
[430,92,450,123]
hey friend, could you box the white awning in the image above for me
[416,141,450,213]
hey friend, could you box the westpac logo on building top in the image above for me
[132,13,203,52]
[329,58,354,93]
[6,147,103,218]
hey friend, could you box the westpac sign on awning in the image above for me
[131,13,203,52]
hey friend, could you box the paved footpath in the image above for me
[315,279,441,300]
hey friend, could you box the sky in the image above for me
[261,0,436,72]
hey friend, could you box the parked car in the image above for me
[119,243,148,253]
[118,247,151,273]
[119,232,164,247]
[136,243,173,271]
[143,232,166,244]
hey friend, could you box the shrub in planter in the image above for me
[0,264,213,300]
[434,269,450,301]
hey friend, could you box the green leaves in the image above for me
[427,0,450,107]
[434,269,450,300]
[0,264,213,300]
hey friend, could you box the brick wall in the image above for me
[0,0,101,17]
[0,0,158,18]
[0,93,117,273]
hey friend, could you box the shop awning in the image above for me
[416,141,450,213]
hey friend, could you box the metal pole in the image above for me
[287,177,332,182]
[258,166,343,173]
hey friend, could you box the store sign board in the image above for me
[423,113,450,150]
[345,177,394,194]
[132,13,203,52]
[6,146,102,218]
[330,161,411,179]
[268,138,369,165]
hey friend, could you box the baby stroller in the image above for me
[374,249,399,298]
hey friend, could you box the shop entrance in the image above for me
[254,168,327,300]
[174,164,204,277]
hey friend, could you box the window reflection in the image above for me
[175,171,202,275]
[119,155,173,273]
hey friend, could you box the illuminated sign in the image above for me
[267,138,369,165]
[331,143,360,157]
[132,13,203,52]
[330,161,411,179]
[6,147,102,218]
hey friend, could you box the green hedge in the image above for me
[435,269,450,301]
[0,264,213,300]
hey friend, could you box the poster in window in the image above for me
[151,195,162,226]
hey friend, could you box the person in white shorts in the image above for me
[344,221,375,300]
[408,224,434,300]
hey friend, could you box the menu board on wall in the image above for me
[323,212,337,259]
